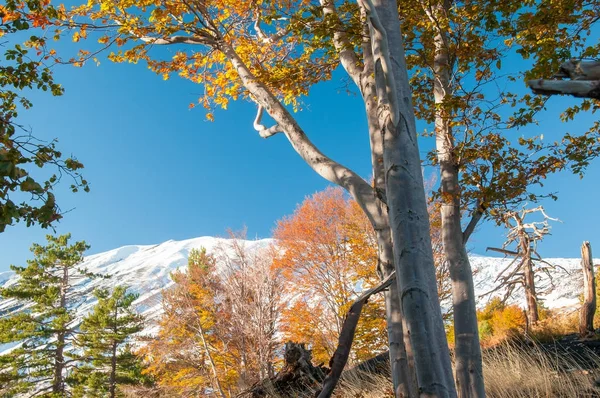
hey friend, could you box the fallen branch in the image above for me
[315,271,396,398]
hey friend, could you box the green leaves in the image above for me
[73,285,146,397]
[1,0,88,233]
[0,234,91,396]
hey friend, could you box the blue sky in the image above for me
[1,37,599,271]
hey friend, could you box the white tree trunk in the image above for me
[366,0,456,395]
[528,60,600,99]
[580,241,596,337]
[361,32,417,396]
[221,41,420,395]
[428,7,485,396]
[528,79,600,99]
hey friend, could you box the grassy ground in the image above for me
[318,338,600,397]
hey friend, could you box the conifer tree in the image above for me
[71,286,146,398]
[0,234,90,397]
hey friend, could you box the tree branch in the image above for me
[527,79,600,99]
[356,0,399,126]
[315,271,396,398]
[219,42,385,230]
[253,105,282,138]
[462,202,486,244]
[137,34,213,45]
[320,0,363,85]
[486,247,520,256]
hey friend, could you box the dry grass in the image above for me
[327,342,600,398]
[124,340,600,397]
[482,341,600,397]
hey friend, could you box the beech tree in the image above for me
[145,240,282,396]
[0,234,91,396]
[274,187,387,364]
[398,1,600,394]
[66,0,453,395]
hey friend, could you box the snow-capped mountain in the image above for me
[0,236,596,347]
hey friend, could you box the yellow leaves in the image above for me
[162,73,169,80]
[72,31,81,42]
[97,35,110,44]
[206,112,214,122]
[0,5,19,24]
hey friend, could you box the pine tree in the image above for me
[0,234,90,397]
[71,286,146,398]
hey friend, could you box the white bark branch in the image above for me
[137,34,212,45]
[528,79,600,99]
[320,0,363,86]
[356,0,399,126]
[219,43,384,230]
[528,60,600,99]
[253,105,282,138]
[253,13,290,44]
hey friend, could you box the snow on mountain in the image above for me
[0,237,271,345]
[0,236,597,348]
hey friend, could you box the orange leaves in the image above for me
[0,5,19,24]
[274,187,387,363]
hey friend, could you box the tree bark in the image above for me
[365,0,456,395]
[523,258,539,326]
[378,228,417,398]
[360,27,417,396]
[53,265,69,395]
[427,4,485,396]
[528,79,600,99]
[580,241,596,337]
[110,341,118,398]
[110,302,118,398]
[528,59,600,99]
[521,242,539,326]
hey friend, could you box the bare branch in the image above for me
[315,271,396,398]
[486,247,519,257]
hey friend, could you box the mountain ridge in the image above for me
[1,236,596,351]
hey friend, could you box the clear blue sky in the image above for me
[1,38,599,271]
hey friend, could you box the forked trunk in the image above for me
[363,40,417,396]
[579,241,596,336]
[369,0,456,395]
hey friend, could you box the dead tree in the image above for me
[486,206,560,326]
[580,241,596,337]
[528,59,600,99]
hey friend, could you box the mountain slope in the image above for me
[0,236,596,348]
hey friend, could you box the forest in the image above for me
[1,0,600,397]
